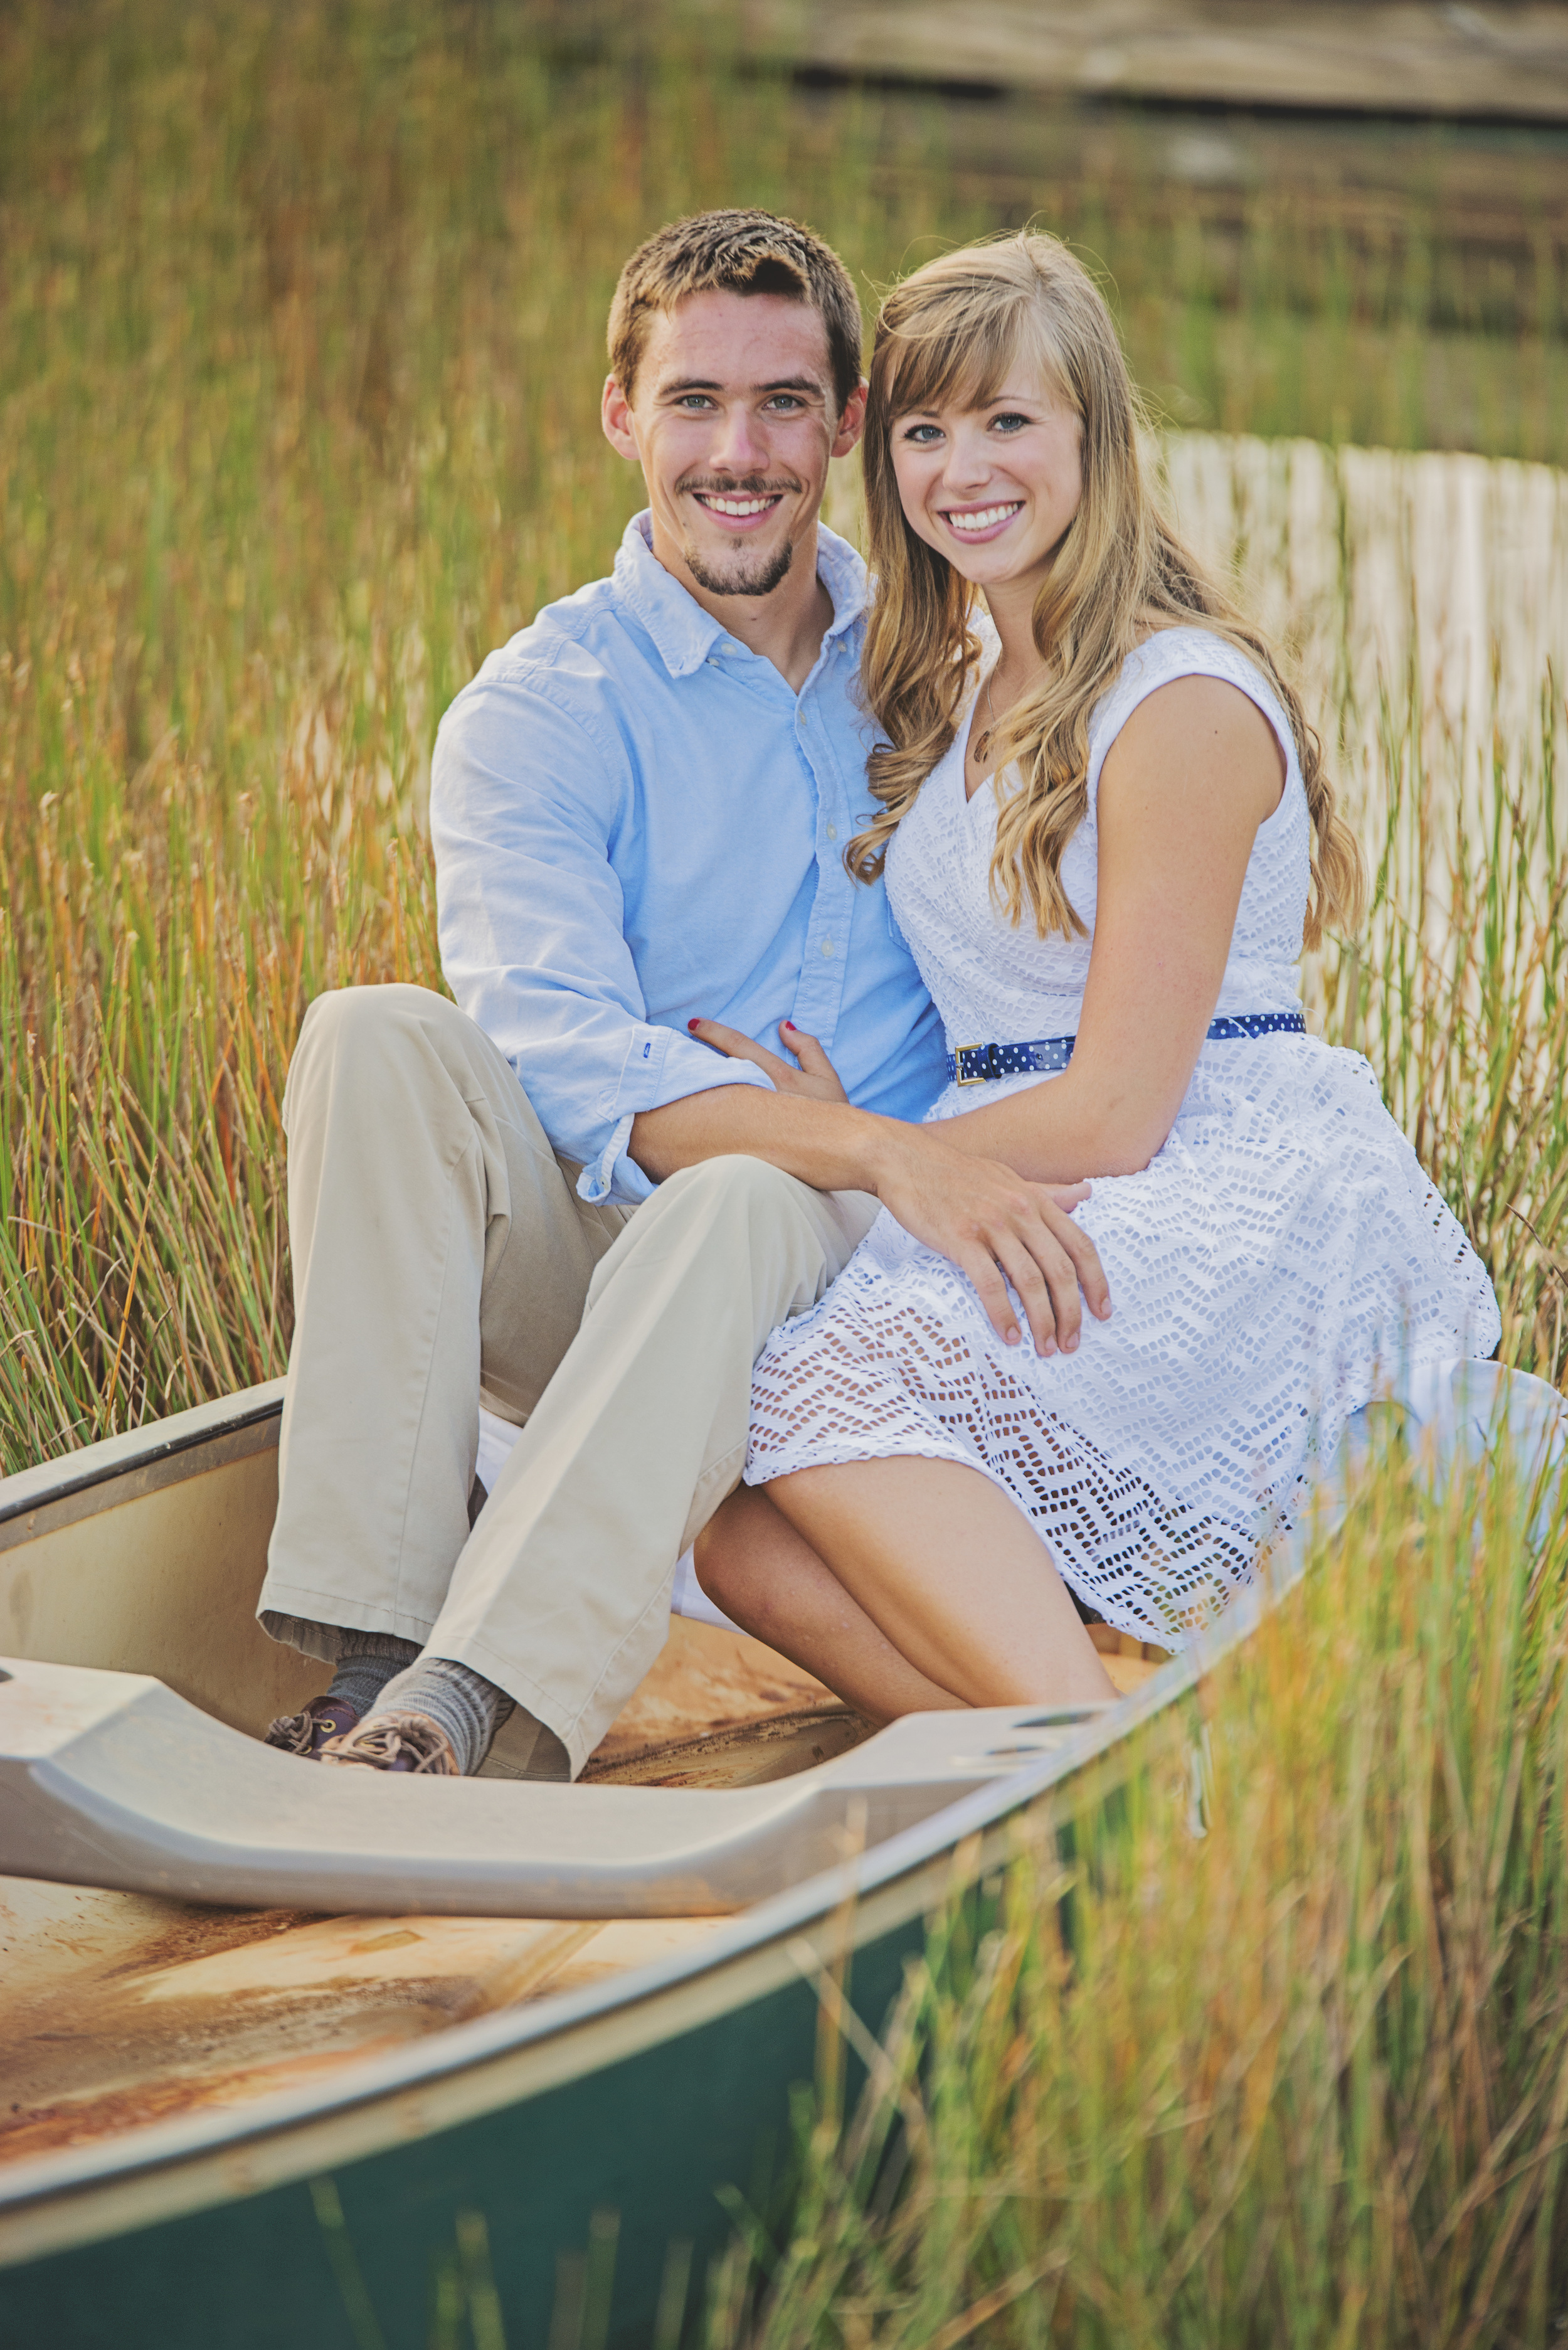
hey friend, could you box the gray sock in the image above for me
[373,1654,516,1777]
[326,1628,421,1720]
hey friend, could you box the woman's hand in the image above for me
[687,1017,850,1105]
[869,1122,1108,1355]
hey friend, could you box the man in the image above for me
[257,209,1106,1780]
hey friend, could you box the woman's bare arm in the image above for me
[936,673,1286,1181]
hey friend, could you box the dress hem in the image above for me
[744,1434,1257,1652]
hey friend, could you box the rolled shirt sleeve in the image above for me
[432,663,772,1207]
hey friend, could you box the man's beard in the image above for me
[685,535,795,598]
[679,474,799,599]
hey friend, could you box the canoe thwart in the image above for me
[0,1655,1114,1920]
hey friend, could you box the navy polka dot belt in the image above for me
[945,1011,1306,1087]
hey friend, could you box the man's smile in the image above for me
[690,487,788,531]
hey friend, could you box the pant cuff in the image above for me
[257,1587,438,1664]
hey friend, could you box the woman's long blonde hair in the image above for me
[849,233,1363,949]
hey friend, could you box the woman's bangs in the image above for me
[882,295,1064,423]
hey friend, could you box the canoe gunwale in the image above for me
[0,1382,285,1548]
[0,1385,1295,2272]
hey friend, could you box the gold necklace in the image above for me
[973,669,1002,765]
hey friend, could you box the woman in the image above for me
[689,231,1500,1719]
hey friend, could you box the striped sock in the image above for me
[372,1654,516,1777]
[325,1628,421,1721]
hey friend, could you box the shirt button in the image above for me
[820,939,835,958]
[826,823,838,841]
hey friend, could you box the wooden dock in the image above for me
[743,2,1568,124]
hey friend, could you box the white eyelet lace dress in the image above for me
[743,627,1502,1647]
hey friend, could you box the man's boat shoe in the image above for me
[317,1711,461,1776]
[263,1694,361,1759]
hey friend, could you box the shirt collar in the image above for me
[613,511,867,681]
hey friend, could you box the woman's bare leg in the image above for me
[694,1484,964,1723]
[765,1456,1117,1709]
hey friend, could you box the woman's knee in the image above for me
[691,1518,731,1605]
[692,1486,760,1605]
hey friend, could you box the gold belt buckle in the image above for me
[955,1043,986,1086]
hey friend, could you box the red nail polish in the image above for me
[783,1019,796,1031]
[688,1019,700,1030]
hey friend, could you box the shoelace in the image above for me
[263,1694,359,1757]
[319,1711,460,1775]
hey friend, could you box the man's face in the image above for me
[601,289,866,600]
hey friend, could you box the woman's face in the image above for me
[887,371,1083,597]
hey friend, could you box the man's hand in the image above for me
[869,1122,1110,1357]
[687,1017,850,1104]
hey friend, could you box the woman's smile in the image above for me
[939,499,1025,541]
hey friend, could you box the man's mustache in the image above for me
[678,474,802,499]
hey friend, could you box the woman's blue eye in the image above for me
[992,412,1029,432]
[901,423,942,444]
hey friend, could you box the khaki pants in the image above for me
[258,984,876,1776]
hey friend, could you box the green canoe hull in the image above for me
[0,1928,915,2349]
[0,1383,1210,2347]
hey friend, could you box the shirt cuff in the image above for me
[576,1039,776,1206]
[576,1113,642,1206]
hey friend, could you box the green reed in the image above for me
[698,1438,1568,2349]
[2,0,1564,1472]
[1322,671,1568,1388]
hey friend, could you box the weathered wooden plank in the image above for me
[744,1,1568,123]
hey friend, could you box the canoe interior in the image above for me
[0,1399,1162,2171]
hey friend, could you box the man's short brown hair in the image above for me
[608,210,863,413]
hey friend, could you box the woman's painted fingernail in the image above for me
[688,1019,701,1031]
[783,1019,797,1032]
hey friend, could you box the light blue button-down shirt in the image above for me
[430,514,947,1204]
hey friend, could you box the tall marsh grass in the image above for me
[7,4,1568,2339]
[696,1441,1568,2349]
[3,0,1565,1470]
